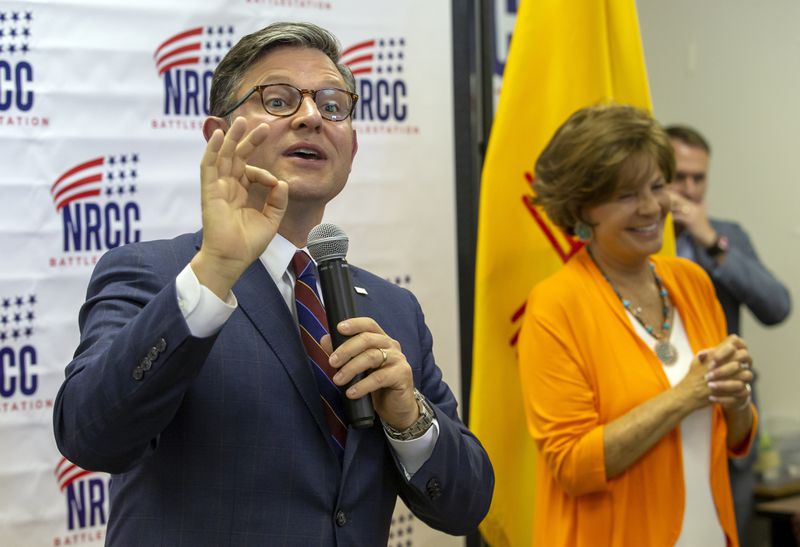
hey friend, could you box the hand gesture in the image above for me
[675,352,714,412]
[704,335,754,411]
[668,190,716,248]
[192,117,289,298]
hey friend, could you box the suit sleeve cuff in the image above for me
[176,263,237,338]
[385,418,439,479]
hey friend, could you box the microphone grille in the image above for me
[307,223,349,262]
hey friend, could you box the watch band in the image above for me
[706,234,729,257]
[383,388,434,441]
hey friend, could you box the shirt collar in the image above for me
[260,233,310,285]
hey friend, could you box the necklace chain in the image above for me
[587,249,672,340]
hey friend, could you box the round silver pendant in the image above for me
[654,340,679,365]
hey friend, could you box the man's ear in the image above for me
[350,129,358,160]
[203,116,229,142]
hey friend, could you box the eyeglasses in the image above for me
[220,83,359,122]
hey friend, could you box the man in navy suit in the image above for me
[53,22,493,545]
[667,124,790,546]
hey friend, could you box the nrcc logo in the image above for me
[0,292,49,414]
[53,457,109,545]
[151,25,235,131]
[342,37,416,135]
[0,9,48,128]
[49,153,143,268]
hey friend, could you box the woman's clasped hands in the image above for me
[701,335,754,411]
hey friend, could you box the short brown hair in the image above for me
[534,104,675,235]
[209,22,355,118]
[665,124,711,154]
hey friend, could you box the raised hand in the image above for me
[668,190,716,248]
[192,117,289,298]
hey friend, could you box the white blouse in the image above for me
[628,309,726,547]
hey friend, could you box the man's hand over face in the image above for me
[669,189,717,248]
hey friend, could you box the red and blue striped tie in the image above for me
[291,250,348,459]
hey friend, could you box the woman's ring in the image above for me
[378,347,388,367]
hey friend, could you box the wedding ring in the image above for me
[740,361,751,370]
[736,384,753,410]
[378,347,388,367]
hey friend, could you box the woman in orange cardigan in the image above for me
[518,105,757,546]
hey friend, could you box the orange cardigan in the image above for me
[518,249,757,547]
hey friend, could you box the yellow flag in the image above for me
[470,2,671,545]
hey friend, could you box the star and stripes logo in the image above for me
[0,293,36,345]
[50,154,139,212]
[55,457,95,493]
[341,37,405,77]
[340,37,413,131]
[153,26,236,120]
[0,10,33,57]
[0,292,39,401]
[153,25,234,75]
[55,457,109,534]
[0,9,36,117]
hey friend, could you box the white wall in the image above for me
[638,0,799,424]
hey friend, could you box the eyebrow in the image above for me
[675,170,705,178]
[256,78,346,89]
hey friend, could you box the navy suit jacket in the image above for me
[53,232,493,546]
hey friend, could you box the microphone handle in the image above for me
[317,259,376,429]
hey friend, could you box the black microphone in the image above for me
[307,223,375,429]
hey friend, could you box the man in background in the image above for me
[667,124,791,545]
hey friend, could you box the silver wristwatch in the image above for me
[383,388,435,441]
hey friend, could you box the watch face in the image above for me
[707,235,729,257]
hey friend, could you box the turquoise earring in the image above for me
[574,221,592,242]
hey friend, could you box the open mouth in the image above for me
[285,145,326,161]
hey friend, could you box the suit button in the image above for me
[335,510,347,527]
[140,357,152,371]
[426,477,442,500]
[157,338,167,352]
[147,347,159,361]
[132,367,144,381]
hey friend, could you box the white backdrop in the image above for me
[0,1,462,545]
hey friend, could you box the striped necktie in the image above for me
[291,250,348,458]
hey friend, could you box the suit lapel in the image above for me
[204,249,382,469]
[193,230,334,455]
[340,268,378,475]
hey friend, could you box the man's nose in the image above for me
[291,95,323,128]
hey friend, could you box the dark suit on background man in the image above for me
[668,125,790,546]
[53,22,493,545]
[677,218,790,335]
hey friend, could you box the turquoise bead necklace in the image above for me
[588,249,679,365]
